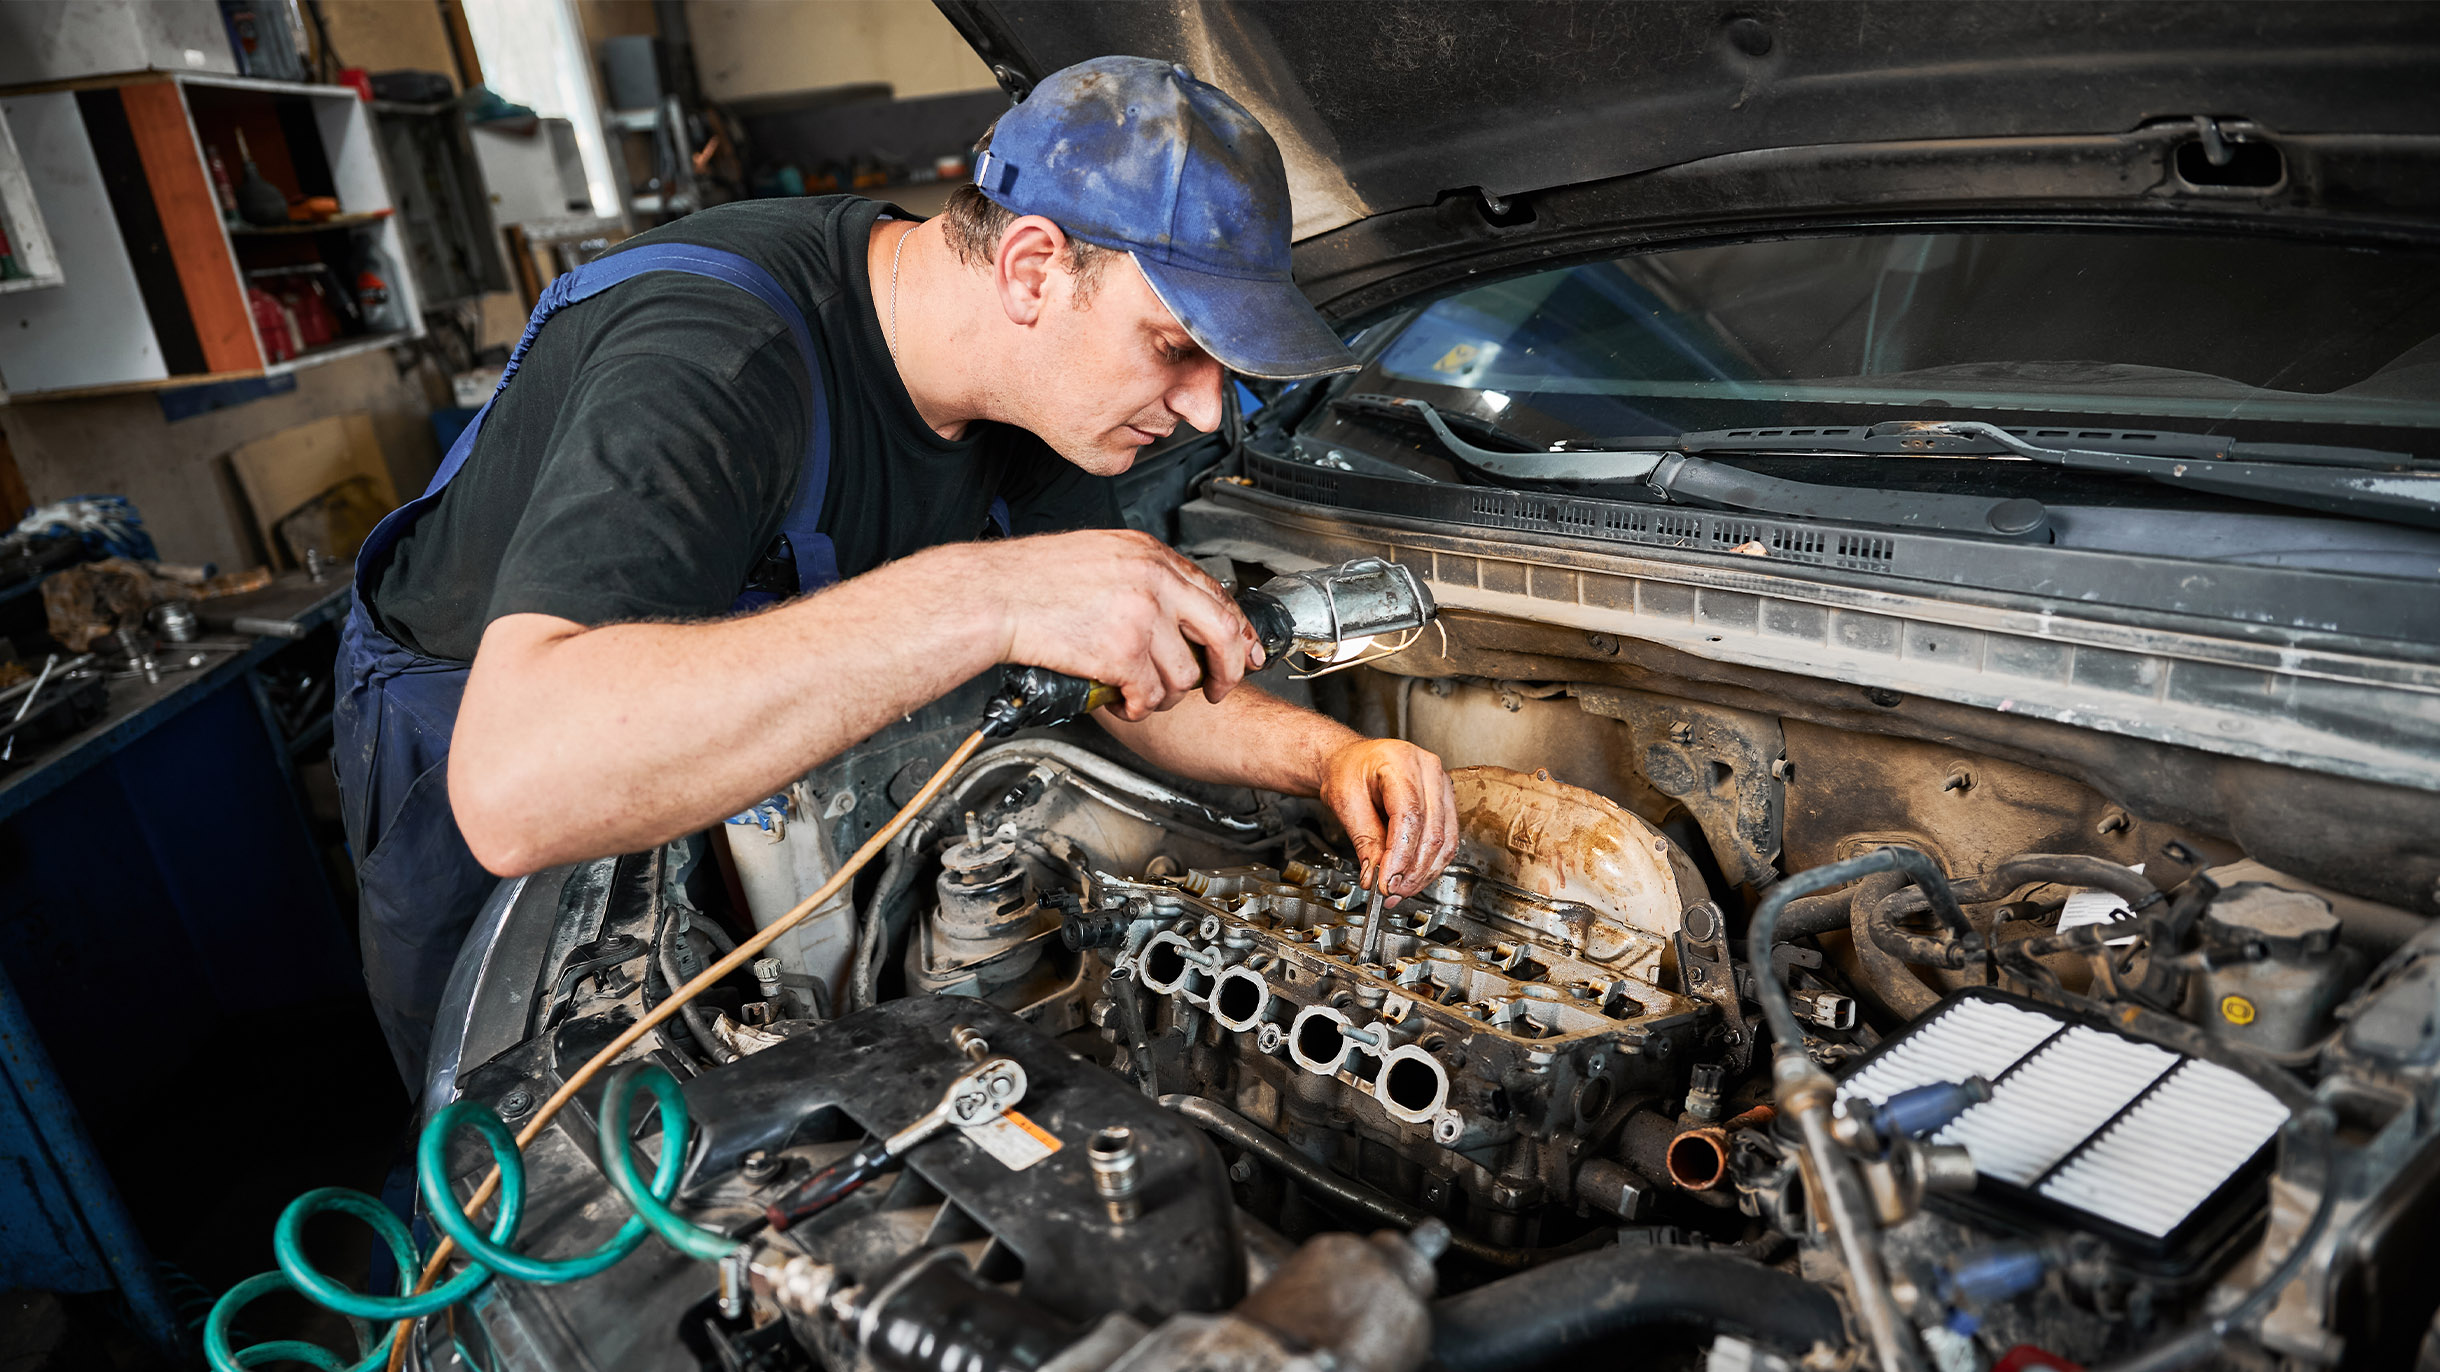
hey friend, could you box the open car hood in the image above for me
[937,2,2440,313]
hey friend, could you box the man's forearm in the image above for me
[450,546,1006,876]
[1094,681,1362,798]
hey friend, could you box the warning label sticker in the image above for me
[962,1109,1061,1171]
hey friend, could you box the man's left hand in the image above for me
[1317,738,1459,902]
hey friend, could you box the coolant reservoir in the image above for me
[724,792,859,1017]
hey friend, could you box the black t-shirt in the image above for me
[370,196,1121,662]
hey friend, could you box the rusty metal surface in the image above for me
[1449,764,1700,944]
[1776,720,2234,884]
[1573,687,1787,890]
[1292,601,2437,915]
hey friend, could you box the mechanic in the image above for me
[335,55,1459,1082]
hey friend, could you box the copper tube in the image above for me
[1666,1105,1778,1191]
[1667,1127,1731,1190]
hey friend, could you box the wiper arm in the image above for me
[1895,421,2440,530]
[1354,395,2048,538]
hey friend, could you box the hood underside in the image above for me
[936,1,2440,241]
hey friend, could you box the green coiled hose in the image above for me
[205,1062,737,1371]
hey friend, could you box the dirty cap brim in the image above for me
[1130,254,1360,382]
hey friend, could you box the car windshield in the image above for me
[1366,231,2440,442]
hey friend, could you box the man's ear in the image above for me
[994,216,1069,327]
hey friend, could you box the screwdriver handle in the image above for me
[763,1137,890,1231]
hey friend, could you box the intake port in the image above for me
[1290,1006,1351,1075]
[1139,935,1192,994]
[1212,967,1269,1031]
[1377,1045,1451,1124]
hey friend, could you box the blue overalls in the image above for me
[335,245,837,1084]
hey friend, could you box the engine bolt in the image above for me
[1089,1126,1142,1223]
[752,957,784,1000]
[740,1149,779,1182]
[951,1026,991,1062]
[496,1087,534,1121]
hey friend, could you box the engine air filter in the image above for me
[1839,989,2290,1255]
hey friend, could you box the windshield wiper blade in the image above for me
[1608,419,2414,470]
[1892,421,2440,529]
[1355,395,2049,538]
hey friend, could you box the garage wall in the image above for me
[0,353,447,572]
[687,0,994,104]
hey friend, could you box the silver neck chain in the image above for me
[888,223,911,361]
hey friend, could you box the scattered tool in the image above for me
[2,654,58,761]
[764,1037,1027,1230]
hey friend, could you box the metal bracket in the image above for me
[1673,902,1751,1071]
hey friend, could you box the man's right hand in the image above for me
[956,529,1264,720]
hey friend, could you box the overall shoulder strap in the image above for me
[356,242,837,599]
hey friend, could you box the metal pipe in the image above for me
[1665,1104,1775,1192]
[1780,1051,1925,1372]
[1748,852,1941,1372]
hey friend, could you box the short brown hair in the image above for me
[939,121,1115,299]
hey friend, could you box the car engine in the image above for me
[423,680,2440,1372]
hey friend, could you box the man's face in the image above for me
[1015,251,1226,476]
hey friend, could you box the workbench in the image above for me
[0,569,360,1359]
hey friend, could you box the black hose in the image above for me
[1159,1095,1594,1272]
[1772,888,1859,942]
[1877,854,2166,968]
[1431,1243,1847,1372]
[1860,878,1985,970]
[1750,847,1954,1051]
[658,909,738,1066]
[1848,870,1942,1020]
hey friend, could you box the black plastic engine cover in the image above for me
[684,996,1244,1324]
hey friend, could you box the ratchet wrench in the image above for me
[763,1044,1027,1230]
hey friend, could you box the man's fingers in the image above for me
[1419,756,1459,874]
[1375,764,1435,899]
[1339,789,1387,891]
[1145,629,1204,710]
[1168,585,1255,700]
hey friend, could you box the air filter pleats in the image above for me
[1837,994,2289,1240]
[2038,1058,2291,1237]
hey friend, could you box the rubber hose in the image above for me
[1902,854,2161,910]
[416,1098,663,1284]
[1849,871,1942,1020]
[1859,879,1983,970]
[208,1084,695,1371]
[1879,854,2164,965]
[659,912,738,1065]
[1159,1095,1593,1272]
[1431,1244,1846,1372]
[1772,889,1859,942]
[600,1062,739,1260]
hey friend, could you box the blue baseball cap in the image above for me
[972,56,1359,381]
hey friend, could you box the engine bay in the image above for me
[425,667,2440,1372]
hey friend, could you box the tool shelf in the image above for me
[0,72,423,400]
